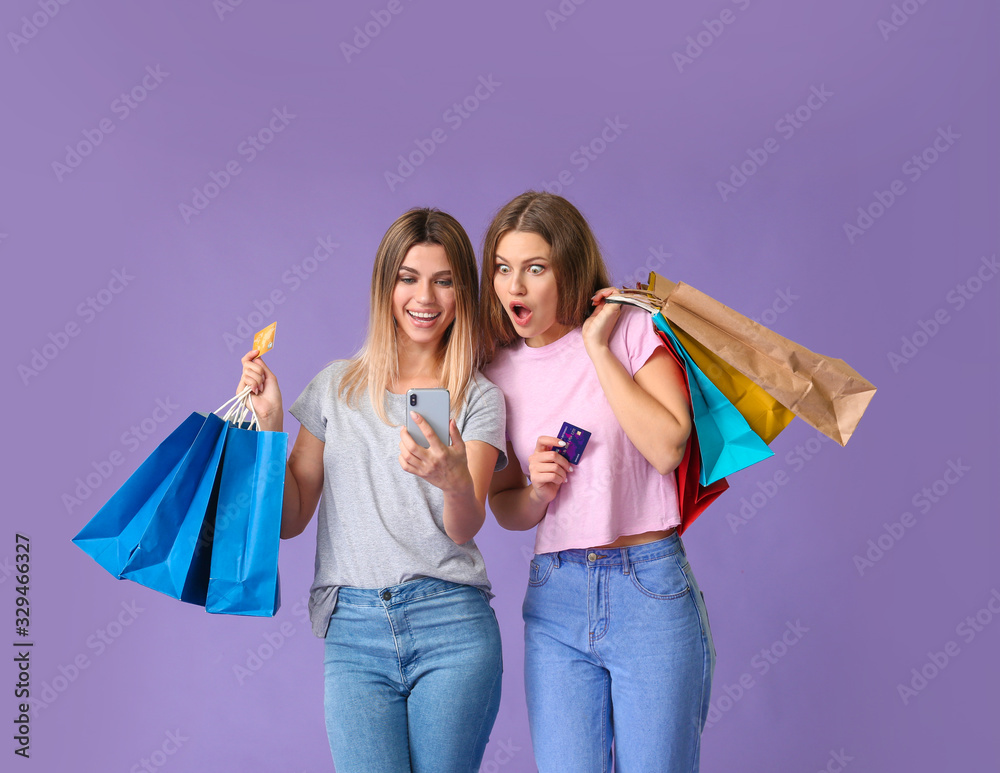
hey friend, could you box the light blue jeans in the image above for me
[323,578,503,773]
[523,533,716,772]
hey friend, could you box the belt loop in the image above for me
[553,551,561,569]
[620,547,630,575]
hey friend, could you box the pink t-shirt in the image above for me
[484,306,681,553]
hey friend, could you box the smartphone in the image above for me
[405,388,452,448]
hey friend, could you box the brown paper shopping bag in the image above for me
[645,273,876,446]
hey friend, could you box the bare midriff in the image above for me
[593,528,677,550]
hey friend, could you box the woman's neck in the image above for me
[391,338,444,392]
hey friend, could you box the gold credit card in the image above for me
[253,322,276,356]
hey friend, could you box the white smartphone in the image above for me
[405,388,451,448]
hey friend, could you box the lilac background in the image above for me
[4,0,997,771]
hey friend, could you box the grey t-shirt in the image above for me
[289,360,508,637]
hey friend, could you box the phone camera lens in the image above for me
[409,394,416,406]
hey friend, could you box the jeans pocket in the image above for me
[528,554,555,587]
[629,553,691,600]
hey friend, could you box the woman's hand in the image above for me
[238,349,283,428]
[399,414,473,495]
[526,435,573,506]
[582,286,622,359]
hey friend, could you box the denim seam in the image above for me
[528,555,555,587]
[627,554,692,601]
[466,652,503,773]
[401,606,419,683]
[386,583,467,607]
[600,670,610,773]
[588,567,610,662]
[381,604,410,692]
[691,581,710,764]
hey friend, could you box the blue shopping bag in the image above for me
[206,421,287,617]
[72,412,210,579]
[653,313,773,485]
[118,412,228,604]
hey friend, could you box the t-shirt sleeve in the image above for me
[289,365,334,441]
[617,306,665,376]
[460,378,508,471]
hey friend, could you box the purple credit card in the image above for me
[555,421,591,465]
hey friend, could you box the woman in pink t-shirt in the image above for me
[482,191,716,772]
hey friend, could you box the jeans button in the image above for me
[381,590,392,601]
[587,552,598,562]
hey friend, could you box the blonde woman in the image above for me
[237,209,507,773]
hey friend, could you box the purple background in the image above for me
[4,0,997,770]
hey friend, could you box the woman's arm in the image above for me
[488,437,572,531]
[399,415,498,545]
[238,350,325,539]
[583,292,691,475]
[443,438,498,544]
[280,426,325,539]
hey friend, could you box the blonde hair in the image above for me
[339,208,480,423]
[479,191,611,363]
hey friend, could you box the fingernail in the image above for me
[558,440,567,446]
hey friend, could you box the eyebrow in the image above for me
[399,266,452,277]
[494,254,549,263]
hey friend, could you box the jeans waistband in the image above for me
[542,532,684,568]
[336,577,473,608]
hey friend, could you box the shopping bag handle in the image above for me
[216,384,260,431]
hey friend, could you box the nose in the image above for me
[416,279,436,304]
[507,271,525,295]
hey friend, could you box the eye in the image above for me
[495,264,510,275]
[435,279,453,287]
[528,265,545,275]
[398,276,416,284]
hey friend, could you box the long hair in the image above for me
[479,191,611,363]
[339,208,480,423]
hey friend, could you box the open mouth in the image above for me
[406,309,441,327]
[509,302,532,326]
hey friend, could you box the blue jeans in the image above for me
[523,533,716,772]
[323,578,503,773]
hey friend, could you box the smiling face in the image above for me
[392,243,457,347]
[493,230,572,347]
